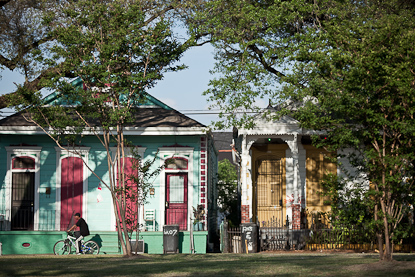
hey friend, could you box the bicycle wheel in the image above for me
[53,240,71,255]
[83,241,99,255]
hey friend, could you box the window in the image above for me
[12,157,35,170]
[165,158,188,170]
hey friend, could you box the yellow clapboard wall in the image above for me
[304,145,336,227]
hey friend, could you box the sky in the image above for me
[0,43,225,128]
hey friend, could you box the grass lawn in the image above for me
[0,252,415,276]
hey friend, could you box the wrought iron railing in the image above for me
[36,210,58,231]
[0,209,8,231]
[258,216,378,251]
[259,216,309,251]
[0,209,64,231]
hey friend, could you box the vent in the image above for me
[130,240,144,254]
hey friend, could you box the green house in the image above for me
[0,77,218,255]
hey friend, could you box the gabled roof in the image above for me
[235,104,301,136]
[42,77,175,110]
[236,97,323,137]
[0,107,205,128]
[0,77,205,132]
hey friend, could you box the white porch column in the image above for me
[240,135,256,223]
[284,134,301,229]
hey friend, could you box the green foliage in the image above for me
[9,0,192,256]
[289,2,415,258]
[192,204,205,224]
[197,0,415,260]
[14,0,187,139]
[190,0,318,129]
[319,173,377,243]
[217,159,239,226]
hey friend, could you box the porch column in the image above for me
[240,135,255,223]
[284,134,301,229]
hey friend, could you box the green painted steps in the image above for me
[86,231,121,255]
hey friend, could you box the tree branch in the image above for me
[0,35,52,71]
[247,44,286,79]
[0,63,76,109]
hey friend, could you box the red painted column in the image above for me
[199,136,207,230]
[292,204,301,229]
[241,205,250,223]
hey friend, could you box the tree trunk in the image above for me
[381,205,393,261]
[113,197,128,255]
[380,164,393,261]
[375,203,384,260]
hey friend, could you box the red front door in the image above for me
[60,157,83,230]
[166,173,187,230]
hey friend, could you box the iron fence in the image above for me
[221,214,414,253]
[0,209,66,231]
[0,210,7,231]
[37,210,58,231]
[258,216,378,251]
[259,216,309,251]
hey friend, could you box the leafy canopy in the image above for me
[195,0,415,260]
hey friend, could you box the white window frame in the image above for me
[109,147,147,231]
[55,147,90,231]
[5,146,42,231]
[158,147,194,231]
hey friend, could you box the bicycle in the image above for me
[53,231,100,255]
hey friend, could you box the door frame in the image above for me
[55,147,90,231]
[5,146,42,231]
[251,144,287,225]
[165,172,188,230]
[158,147,194,231]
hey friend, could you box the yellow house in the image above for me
[232,108,349,229]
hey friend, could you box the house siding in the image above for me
[0,133,216,254]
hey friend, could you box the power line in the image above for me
[183,112,257,115]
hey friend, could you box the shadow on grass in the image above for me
[1,253,415,277]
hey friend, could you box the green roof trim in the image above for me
[42,77,173,110]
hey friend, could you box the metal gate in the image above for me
[221,221,242,253]
[259,217,309,251]
[255,157,284,225]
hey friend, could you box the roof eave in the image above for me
[0,126,209,136]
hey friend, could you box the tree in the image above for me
[9,0,194,256]
[291,0,415,261]
[0,0,69,107]
[189,0,320,129]
[197,0,415,261]
[0,0,209,108]
[124,149,165,254]
[217,159,239,226]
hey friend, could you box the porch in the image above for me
[0,208,208,255]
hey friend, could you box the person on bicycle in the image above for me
[67,212,90,255]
